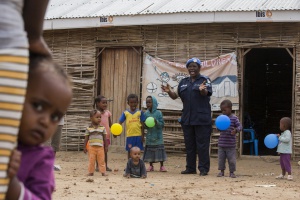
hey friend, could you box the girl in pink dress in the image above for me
[94,95,113,171]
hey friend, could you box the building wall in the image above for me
[44,23,300,158]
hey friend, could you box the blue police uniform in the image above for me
[178,74,212,174]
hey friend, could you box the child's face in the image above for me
[130,148,141,161]
[97,98,108,111]
[279,119,285,131]
[18,69,72,146]
[91,111,101,125]
[127,98,138,111]
[220,104,232,116]
[146,97,152,110]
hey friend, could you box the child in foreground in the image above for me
[124,146,147,178]
[276,117,293,180]
[6,55,73,199]
[94,95,112,171]
[143,96,167,172]
[118,94,146,159]
[84,109,108,176]
[217,100,242,178]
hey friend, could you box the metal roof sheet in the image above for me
[46,0,300,19]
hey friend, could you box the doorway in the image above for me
[97,47,142,146]
[242,48,293,155]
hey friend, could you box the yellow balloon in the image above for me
[111,123,123,136]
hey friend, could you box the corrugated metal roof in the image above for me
[46,0,300,19]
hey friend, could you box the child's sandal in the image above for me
[160,166,167,172]
[147,166,154,172]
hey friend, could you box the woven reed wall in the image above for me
[44,22,300,158]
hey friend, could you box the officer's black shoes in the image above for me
[181,170,197,174]
[200,171,208,176]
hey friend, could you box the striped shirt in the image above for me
[0,48,29,199]
[85,125,106,147]
[218,114,242,148]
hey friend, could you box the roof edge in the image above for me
[44,11,300,30]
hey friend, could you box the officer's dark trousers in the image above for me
[181,124,211,173]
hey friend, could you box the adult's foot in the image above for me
[54,165,61,171]
[200,171,208,176]
[181,170,196,174]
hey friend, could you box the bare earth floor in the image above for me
[53,150,300,200]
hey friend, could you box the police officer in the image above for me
[161,58,212,176]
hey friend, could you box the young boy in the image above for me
[119,94,146,159]
[217,100,242,178]
[124,146,147,178]
[83,109,108,176]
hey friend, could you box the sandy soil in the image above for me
[53,149,300,200]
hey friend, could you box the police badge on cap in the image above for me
[186,58,201,67]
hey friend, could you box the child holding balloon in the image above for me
[276,117,293,180]
[217,100,242,178]
[83,109,108,176]
[119,94,146,159]
[143,96,167,172]
[94,95,112,171]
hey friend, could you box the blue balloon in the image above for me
[215,115,230,130]
[264,134,279,149]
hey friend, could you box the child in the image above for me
[94,95,112,171]
[83,109,108,176]
[276,117,293,180]
[6,55,72,200]
[0,1,51,197]
[143,96,168,172]
[217,100,242,178]
[124,146,147,178]
[119,94,146,159]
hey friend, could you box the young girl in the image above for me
[143,96,167,172]
[6,55,72,199]
[276,117,293,180]
[124,146,147,178]
[217,100,242,178]
[84,109,108,176]
[94,95,112,171]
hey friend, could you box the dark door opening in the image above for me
[243,48,293,155]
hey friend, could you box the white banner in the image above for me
[142,53,239,111]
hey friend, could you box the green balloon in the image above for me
[145,117,155,128]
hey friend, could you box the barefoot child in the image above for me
[94,95,112,171]
[124,146,147,178]
[118,94,146,159]
[276,117,293,180]
[6,55,72,199]
[217,100,242,178]
[84,109,108,176]
[143,96,167,172]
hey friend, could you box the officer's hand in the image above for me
[161,84,171,93]
[199,81,207,92]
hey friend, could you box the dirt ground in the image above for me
[53,149,300,200]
